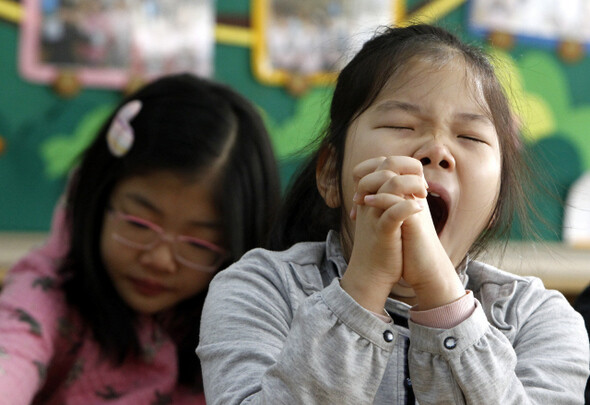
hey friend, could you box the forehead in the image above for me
[110,171,219,213]
[376,56,489,112]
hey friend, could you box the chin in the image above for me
[126,298,171,315]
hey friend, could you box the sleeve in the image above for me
[410,290,475,328]
[196,254,397,405]
[408,279,590,405]
[0,254,66,405]
[0,202,69,405]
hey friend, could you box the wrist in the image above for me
[413,273,465,311]
[340,265,394,313]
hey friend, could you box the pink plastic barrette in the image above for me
[106,100,142,157]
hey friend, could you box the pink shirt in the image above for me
[0,205,205,404]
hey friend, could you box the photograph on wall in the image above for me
[252,0,401,86]
[469,0,590,45]
[19,0,215,89]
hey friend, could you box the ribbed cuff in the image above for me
[409,290,475,329]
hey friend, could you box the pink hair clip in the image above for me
[106,100,142,157]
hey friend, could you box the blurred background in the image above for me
[1,0,590,299]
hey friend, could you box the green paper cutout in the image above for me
[517,51,590,169]
[40,104,114,179]
[263,87,333,161]
[488,48,555,141]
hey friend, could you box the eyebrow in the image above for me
[373,100,493,125]
[122,192,223,228]
[374,100,420,114]
[455,112,493,125]
[123,192,160,213]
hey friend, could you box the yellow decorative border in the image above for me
[0,0,466,88]
[215,24,253,47]
[0,1,255,46]
[402,0,466,25]
[0,0,465,44]
[0,0,22,23]
[251,0,406,87]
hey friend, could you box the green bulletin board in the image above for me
[1,0,589,242]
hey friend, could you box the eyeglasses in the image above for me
[108,209,228,273]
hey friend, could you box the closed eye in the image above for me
[181,236,226,254]
[185,240,211,252]
[381,126,414,131]
[458,135,487,144]
[127,219,150,229]
[123,215,156,231]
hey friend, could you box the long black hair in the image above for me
[269,24,528,259]
[60,73,280,386]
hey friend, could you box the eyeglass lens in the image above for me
[113,214,223,268]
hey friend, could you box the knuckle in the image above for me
[382,156,396,166]
[384,173,403,189]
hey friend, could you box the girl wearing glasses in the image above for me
[0,73,280,404]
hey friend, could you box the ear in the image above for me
[316,145,341,208]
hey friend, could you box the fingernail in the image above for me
[423,175,429,189]
[349,206,356,219]
[364,194,376,203]
[352,192,360,203]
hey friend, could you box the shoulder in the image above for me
[466,260,579,338]
[210,241,327,292]
[466,260,540,292]
[5,199,69,283]
[204,241,328,319]
[240,240,327,268]
[3,247,66,302]
[467,259,564,306]
[2,199,70,306]
[1,243,70,338]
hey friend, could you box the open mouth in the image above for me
[426,192,448,235]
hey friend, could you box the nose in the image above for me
[414,140,455,170]
[139,241,178,274]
